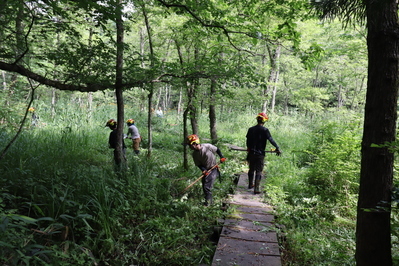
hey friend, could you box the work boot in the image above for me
[248,174,254,189]
[205,194,213,206]
[254,175,261,194]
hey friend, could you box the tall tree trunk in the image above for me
[174,39,189,168]
[51,33,61,119]
[209,78,218,143]
[263,44,281,113]
[87,26,94,118]
[51,88,56,118]
[114,0,126,167]
[350,75,366,110]
[269,45,281,113]
[183,104,189,170]
[355,1,399,265]
[183,81,195,170]
[147,87,153,157]
[178,88,182,115]
[156,87,162,109]
[271,66,280,112]
[190,104,198,135]
[142,3,155,157]
[190,47,200,135]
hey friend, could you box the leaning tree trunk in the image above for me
[355,1,399,265]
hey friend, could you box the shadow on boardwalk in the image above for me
[211,172,282,266]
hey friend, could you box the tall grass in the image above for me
[0,105,239,265]
[1,103,397,265]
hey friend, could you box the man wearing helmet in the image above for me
[105,119,126,163]
[246,112,281,194]
[126,119,141,155]
[186,134,226,206]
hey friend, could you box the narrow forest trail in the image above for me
[211,172,282,266]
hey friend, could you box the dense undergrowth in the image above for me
[1,103,398,265]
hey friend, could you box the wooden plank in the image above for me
[213,238,281,266]
[212,172,282,266]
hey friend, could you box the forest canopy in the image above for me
[1,0,398,265]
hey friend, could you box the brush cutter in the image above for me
[228,145,279,153]
[179,164,219,195]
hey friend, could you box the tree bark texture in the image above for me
[209,78,218,143]
[355,1,399,265]
[143,4,154,157]
[114,0,126,167]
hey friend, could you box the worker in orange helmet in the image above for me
[246,112,281,194]
[105,119,126,164]
[28,107,39,127]
[126,119,141,155]
[186,134,226,206]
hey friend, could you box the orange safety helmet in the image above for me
[187,134,200,145]
[106,119,117,127]
[126,119,135,125]
[256,112,269,123]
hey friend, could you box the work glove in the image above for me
[220,157,226,163]
[202,170,209,176]
[276,149,282,156]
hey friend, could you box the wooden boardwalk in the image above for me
[211,172,282,266]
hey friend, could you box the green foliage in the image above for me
[292,86,329,114]
[306,118,361,208]
[263,111,362,265]
[0,105,242,265]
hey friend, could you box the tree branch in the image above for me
[157,0,262,55]
[0,61,112,92]
[0,78,38,161]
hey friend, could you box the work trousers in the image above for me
[247,153,265,178]
[202,168,219,205]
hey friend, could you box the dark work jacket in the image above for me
[246,124,279,156]
[109,129,126,149]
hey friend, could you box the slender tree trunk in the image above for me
[1,71,6,90]
[147,88,153,156]
[164,84,169,110]
[350,75,366,110]
[190,104,198,135]
[114,0,126,167]
[183,80,195,170]
[270,45,281,112]
[87,26,93,117]
[263,44,281,112]
[178,88,182,115]
[142,4,154,157]
[355,1,399,265]
[190,47,200,135]
[156,87,162,109]
[271,68,280,112]
[209,78,218,143]
[51,88,56,118]
[183,104,189,170]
